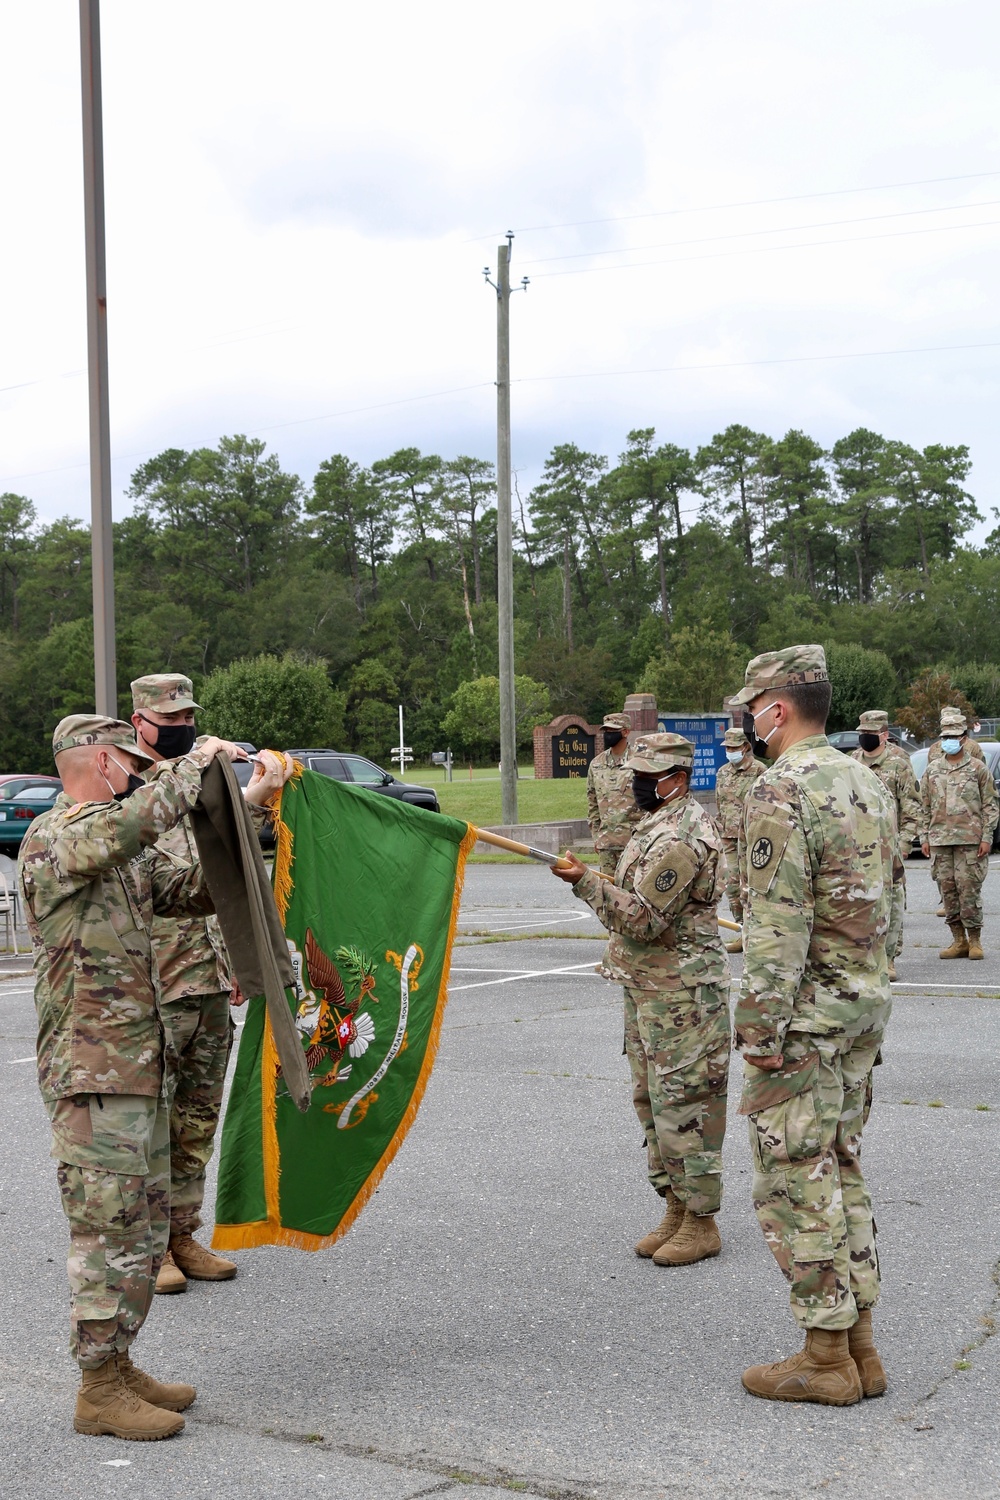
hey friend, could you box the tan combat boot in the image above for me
[634,1190,684,1257]
[117,1352,196,1411]
[847,1310,887,1397]
[652,1208,721,1266]
[74,1356,185,1439]
[742,1329,862,1405]
[725,935,744,954]
[170,1233,238,1281]
[967,928,984,960]
[887,959,897,981]
[939,924,969,959]
[154,1249,187,1294]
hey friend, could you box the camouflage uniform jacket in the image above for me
[919,748,999,848]
[574,794,729,992]
[18,754,218,1102]
[928,737,986,763]
[149,811,231,1002]
[586,748,642,852]
[714,755,766,841]
[850,745,920,858]
[735,735,894,1061]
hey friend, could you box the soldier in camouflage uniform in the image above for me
[18,717,252,1440]
[713,726,766,953]
[130,674,239,1294]
[928,707,986,764]
[732,646,895,1407]
[586,712,642,877]
[919,708,998,961]
[554,733,731,1268]
[851,710,920,980]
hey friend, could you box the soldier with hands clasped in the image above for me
[851,710,920,980]
[920,706,998,961]
[554,733,730,1268]
[713,725,765,953]
[586,712,641,877]
[733,645,895,1407]
[18,715,289,1440]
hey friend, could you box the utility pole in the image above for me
[79,0,117,716]
[484,234,528,827]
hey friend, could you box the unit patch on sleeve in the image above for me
[636,842,699,912]
[745,815,792,896]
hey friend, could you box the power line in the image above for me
[2,336,997,490]
[530,215,1000,279]
[464,168,1000,242]
[521,197,1000,267]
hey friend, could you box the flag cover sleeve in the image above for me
[212,767,476,1250]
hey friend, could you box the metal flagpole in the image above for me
[79,0,117,715]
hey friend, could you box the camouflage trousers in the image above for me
[598,847,626,879]
[745,1018,888,1332]
[722,837,743,924]
[46,1092,169,1369]
[931,845,989,929]
[624,982,731,1215]
[160,990,234,1236]
[887,874,905,960]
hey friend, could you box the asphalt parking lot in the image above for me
[3,858,1000,1498]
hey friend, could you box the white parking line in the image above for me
[8,1056,34,1064]
[450,961,605,993]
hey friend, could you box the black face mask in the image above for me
[858,732,881,753]
[743,710,771,760]
[114,774,145,801]
[632,775,664,813]
[604,729,624,748]
[142,717,197,758]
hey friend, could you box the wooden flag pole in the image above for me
[469,826,741,931]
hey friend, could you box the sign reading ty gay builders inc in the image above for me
[552,724,595,777]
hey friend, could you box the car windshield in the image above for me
[15,786,59,803]
[0,781,52,800]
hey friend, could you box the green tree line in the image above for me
[1,422,997,771]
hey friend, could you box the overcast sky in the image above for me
[2,0,998,538]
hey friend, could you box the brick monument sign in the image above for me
[533,695,661,778]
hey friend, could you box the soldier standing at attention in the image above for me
[713,726,765,954]
[130,674,240,1294]
[928,707,986,763]
[732,646,895,1407]
[920,709,998,961]
[18,718,287,1439]
[586,712,641,877]
[851,710,920,981]
[553,734,730,1268]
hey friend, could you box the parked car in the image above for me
[285,750,441,814]
[909,741,1000,852]
[0,782,61,852]
[0,774,61,800]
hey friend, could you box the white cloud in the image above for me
[0,0,998,540]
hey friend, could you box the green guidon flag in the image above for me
[212,766,476,1251]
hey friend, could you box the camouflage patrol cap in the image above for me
[722,727,748,749]
[940,707,968,731]
[732,644,829,706]
[130,673,200,713]
[627,732,694,775]
[602,712,632,731]
[51,715,155,765]
[857,710,889,732]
